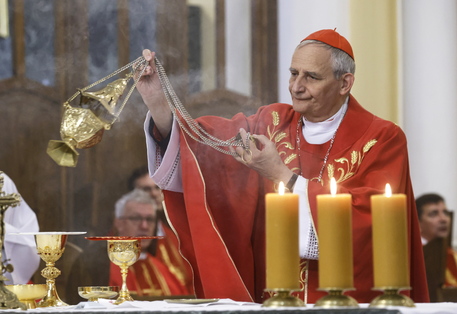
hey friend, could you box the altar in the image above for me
[0,299,456,314]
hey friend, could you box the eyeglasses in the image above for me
[120,216,156,224]
[139,186,161,193]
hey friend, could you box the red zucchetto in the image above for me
[301,29,354,60]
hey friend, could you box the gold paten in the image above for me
[47,57,148,167]
[78,286,119,302]
[0,172,27,310]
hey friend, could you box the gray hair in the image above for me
[114,189,157,218]
[297,40,355,79]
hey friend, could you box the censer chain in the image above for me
[64,55,244,156]
[153,57,244,156]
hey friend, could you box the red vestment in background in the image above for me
[445,248,457,287]
[162,95,429,303]
[109,253,189,296]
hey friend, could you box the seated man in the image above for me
[127,166,193,294]
[416,193,457,287]
[1,171,40,284]
[66,189,190,304]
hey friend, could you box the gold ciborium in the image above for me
[47,56,148,167]
[31,232,86,307]
[78,286,119,302]
[5,284,47,309]
[107,239,140,304]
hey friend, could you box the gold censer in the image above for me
[47,57,148,167]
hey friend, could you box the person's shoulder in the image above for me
[263,102,294,112]
[0,172,18,194]
[256,103,297,121]
[1,171,14,185]
[372,115,405,133]
[367,115,408,145]
[349,97,405,137]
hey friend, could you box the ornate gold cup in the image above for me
[107,239,141,305]
[78,286,119,302]
[47,57,148,167]
[5,284,47,309]
[32,232,86,307]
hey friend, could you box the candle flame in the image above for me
[385,183,392,197]
[330,177,337,196]
[278,181,285,195]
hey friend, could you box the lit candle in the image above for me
[316,178,353,289]
[371,184,409,288]
[265,182,300,290]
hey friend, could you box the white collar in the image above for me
[302,97,349,144]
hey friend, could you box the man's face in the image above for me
[288,44,350,122]
[115,200,157,249]
[419,201,451,242]
[134,174,163,205]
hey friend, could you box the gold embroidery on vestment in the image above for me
[267,111,299,172]
[312,139,378,185]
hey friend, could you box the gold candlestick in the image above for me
[314,179,358,309]
[262,289,304,307]
[263,183,303,308]
[370,287,415,308]
[370,185,414,308]
[314,288,358,308]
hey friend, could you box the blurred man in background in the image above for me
[416,193,457,287]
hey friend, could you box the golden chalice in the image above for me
[78,286,119,302]
[5,284,47,309]
[107,239,140,305]
[31,232,86,307]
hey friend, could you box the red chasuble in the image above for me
[162,95,429,303]
[109,253,189,296]
[155,224,194,294]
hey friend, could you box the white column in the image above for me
[402,0,457,243]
